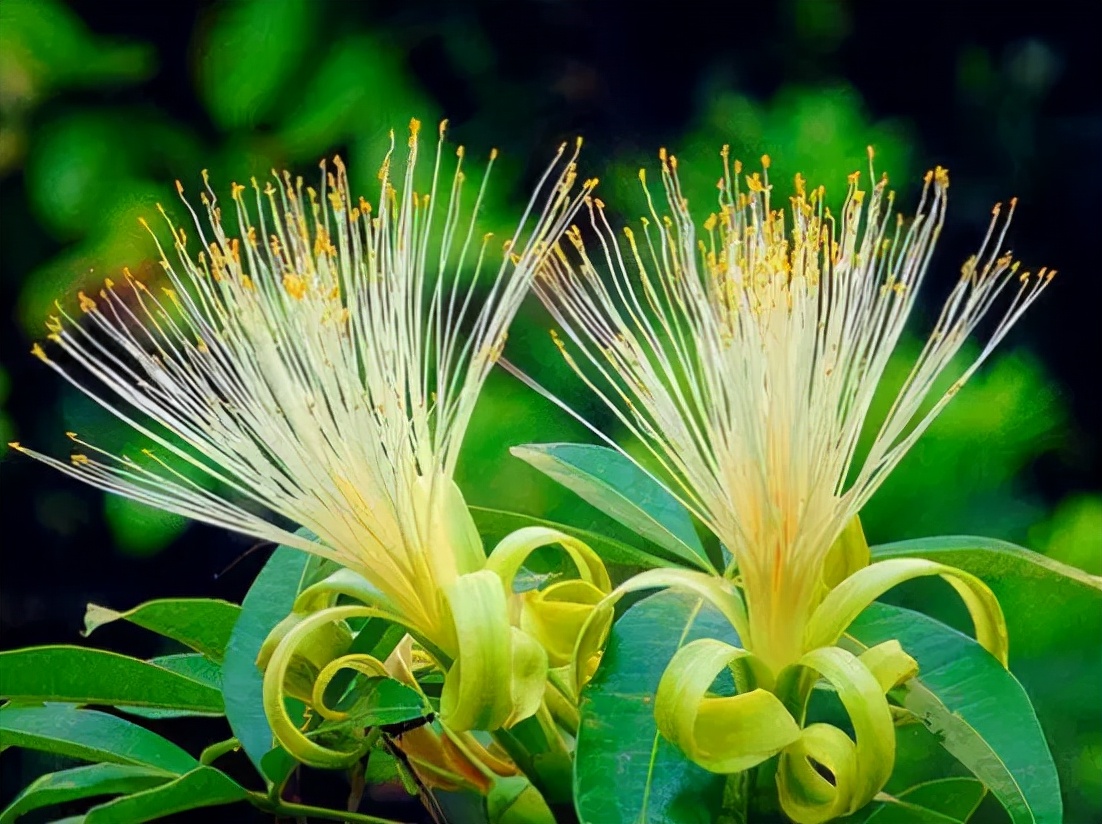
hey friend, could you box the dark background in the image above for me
[1,0,1100,820]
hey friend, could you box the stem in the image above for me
[718,770,751,824]
[248,790,411,824]
[199,737,240,766]
[545,677,580,736]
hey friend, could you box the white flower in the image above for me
[12,120,590,650]
[529,147,1051,671]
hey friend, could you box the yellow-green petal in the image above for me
[777,723,859,824]
[776,646,895,822]
[440,571,549,732]
[571,568,750,695]
[485,526,612,593]
[261,604,393,769]
[804,558,1008,665]
[654,638,799,773]
[521,579,606,667]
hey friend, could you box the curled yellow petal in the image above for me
[310,653,389,722]
[261,604,396,769]
[777,723,859,824]
[440,570,548,732]
[521,579,606,667]
[654,638,799,773]
[485,525,612,593]
[776,646,895,823]
[571,568,750,695]
[804,557,1008,666]
[857,640,918,693]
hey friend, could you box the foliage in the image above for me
[1,1,1098,823]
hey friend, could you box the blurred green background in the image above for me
[0,0,1098,821]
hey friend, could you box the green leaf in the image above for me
[82,766,246,824]
[574,589,739,824]
[870,535,1102,657]
[195,0,318,130]
[847,603,1061,824]
[511,444,711,572]
[83,598,241,663]
[222,545,311,777]
[471,506,674,574]
[0,763,168,824]
[0,646,223,713]
[0,705,197,774]
[858,777,986,823]
[117,655,223,720]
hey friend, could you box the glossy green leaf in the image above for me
[858,777,987,823]
[221,545,311,777]
[0,705,197,774]
[870,535,1102,657]
[471,505,675,573]
[83,598,241,663]
[0,646,222,713]
[486,775,557,824]
[0,763,168,824]
[315,677,429,734]
[82,766,247,824]
[511,443,711,572]
[848,603,1061,824]
[118,655,223,720]
[574,589,740,824]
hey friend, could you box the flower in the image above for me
[533,147,1051,675]
[10,121,596,743]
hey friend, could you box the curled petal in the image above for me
[485,526,612,593]
[857,640,918,693]
[570,568,750,695]
[261,604,401,769]
[440,570,548,732]
[805,558,1008,665]
[310,653,390,722]
[777,646,895,822]
[777,723,859,824]
[521,579,606,667]
[655,638,799,773]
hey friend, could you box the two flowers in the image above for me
[10,120,1051,820]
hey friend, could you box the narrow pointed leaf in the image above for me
[511,443,712,571]
[0,646,223,714]
[471,505,676,572]
[83,599,240,663]
[0,764,168,824]
[82,766,247,824]
[847,603,1061,824]
[0,705,197,774]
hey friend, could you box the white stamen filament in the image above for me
[13,121,592,644]
[532,148,1051,670]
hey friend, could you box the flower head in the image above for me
[12,120,588,653]
[532,147,1051,672]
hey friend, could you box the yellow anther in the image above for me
[78,292,96,312]
[761,154,771,169]
[31,343,48,362]
[283,274,307,300]
[71,454,90,466]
